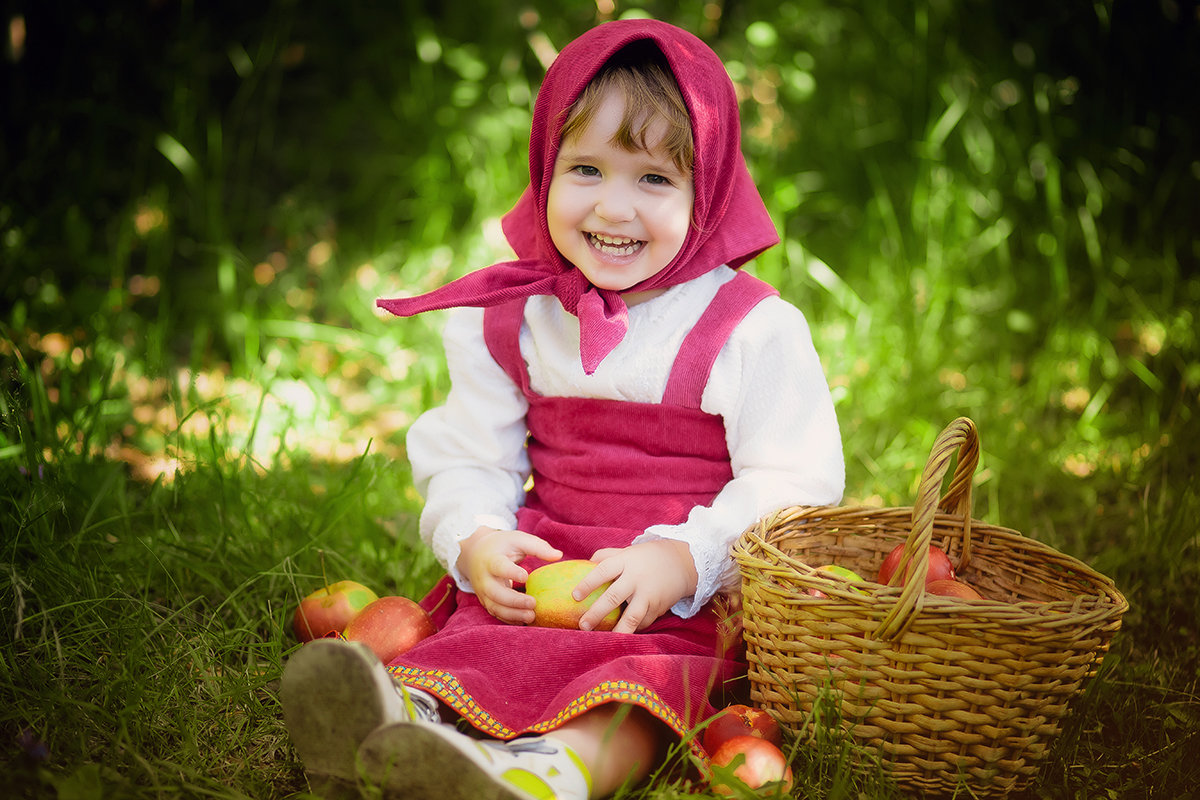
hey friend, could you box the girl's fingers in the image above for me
[577,573,632,631]
[514,533,563,563]
[482,582,536,623]
[613,598,648,634]
[487,576,535,609]
[490,554,531,586]
[491,602,535,625]
[571,557,621,601]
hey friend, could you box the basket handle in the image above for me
[874,417,980,640]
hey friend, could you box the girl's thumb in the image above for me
[522,533,562,562]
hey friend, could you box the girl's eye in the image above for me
[573,165,600,177]
[643,173,672,186]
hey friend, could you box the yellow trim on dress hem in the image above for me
[387,665,708,762]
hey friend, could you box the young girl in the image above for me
[281,18,843,800]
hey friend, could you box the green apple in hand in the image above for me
[526,560,621,631]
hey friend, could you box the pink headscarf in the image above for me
[377,18,778,374]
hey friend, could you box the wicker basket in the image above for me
[732,417,1127,798]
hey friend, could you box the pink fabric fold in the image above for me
[377,18,778,373]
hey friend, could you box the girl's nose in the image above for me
[594,185,635,223]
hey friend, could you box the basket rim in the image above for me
[733,507,1129,629]
[736,506,1126,587]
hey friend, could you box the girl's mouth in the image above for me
[586,232,644,257]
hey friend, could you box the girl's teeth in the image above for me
[588,233,641,255]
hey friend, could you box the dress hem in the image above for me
[387,664,710,763]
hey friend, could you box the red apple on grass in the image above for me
[343,595,437,663]
[525,560,621,631]
[703,704,783,754]
[926,578,984,600]
[708,735,794,796]
[877,543,956,586]
[293,580,378,642]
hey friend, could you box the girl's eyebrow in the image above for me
[556,144,591,160]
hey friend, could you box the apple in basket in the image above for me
[703,704,783,754]
[708,735,794,796]
[926,578,985,600]
[526,560,621,631]
[343,596,437,663]
[293,580,379,642]
[804,564,868,598]
[877,543,956,586]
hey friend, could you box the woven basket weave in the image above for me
[732,418,1127,797]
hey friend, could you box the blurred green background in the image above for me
[2,0,1198,797]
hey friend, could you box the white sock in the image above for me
[394,684,442,724]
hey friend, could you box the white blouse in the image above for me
[405,266,845,617]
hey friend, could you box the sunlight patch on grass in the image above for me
[2,323,417,484]
[132,203,167,237]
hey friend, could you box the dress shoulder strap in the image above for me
[661,271,780,409]
[483,299,532,395]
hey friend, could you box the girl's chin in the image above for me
[579,275,667,305]
[570,261,669,300]
[583,274,647,294]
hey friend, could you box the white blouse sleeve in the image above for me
[634,296,845,617]
[405,307,530,591]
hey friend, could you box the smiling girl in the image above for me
[281,19,843,800]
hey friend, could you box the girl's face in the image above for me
[546,87,694,303]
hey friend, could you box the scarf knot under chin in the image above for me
[376,261,630,374]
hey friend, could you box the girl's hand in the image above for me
[457,527,562,624]
[574,540,698,633]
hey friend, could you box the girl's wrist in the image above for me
[652,538,699,597]
[455,526,496,577]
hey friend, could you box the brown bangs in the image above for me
[558,46,694,176]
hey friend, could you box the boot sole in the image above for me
[280,639,406,790]
[358,722,535,800]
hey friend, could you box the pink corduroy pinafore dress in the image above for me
[388,271,777,756]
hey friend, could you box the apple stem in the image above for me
[319,550,330,595]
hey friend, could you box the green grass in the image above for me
[3,0,1198,797]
